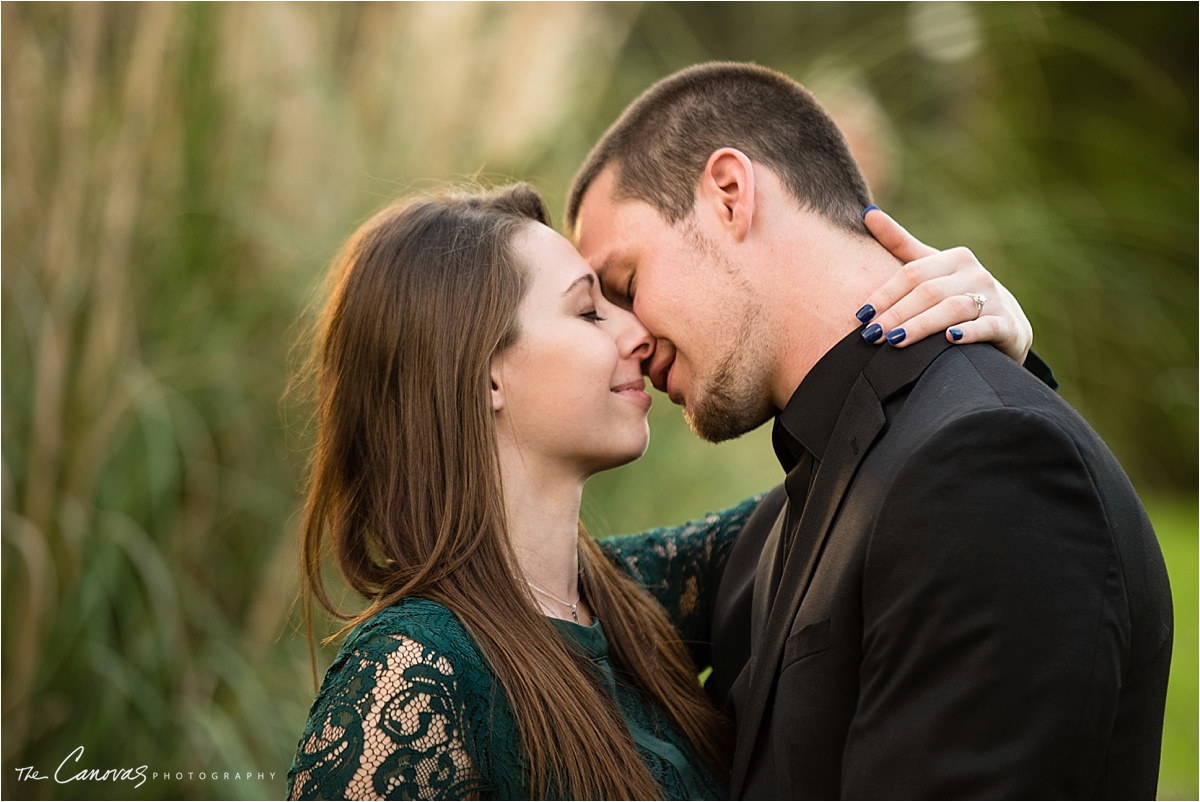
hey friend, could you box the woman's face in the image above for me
[492,222,655,478]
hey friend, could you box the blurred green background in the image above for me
[2,3,1195,799]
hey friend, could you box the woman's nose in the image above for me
[613,306,655,364]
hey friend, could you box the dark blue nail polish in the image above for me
[861,204,880,221]
[855,304,876,324]
[862,323,883,344]
[949,327,964,342]
[885,328,906,345]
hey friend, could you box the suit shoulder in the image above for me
[905,344,1098,441]
[892,403,1095,480]
[940,343,1064,409]
[876,397,1165,620]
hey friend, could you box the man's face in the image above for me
[572,166,775,443]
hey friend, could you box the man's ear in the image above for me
[700,148,756,242]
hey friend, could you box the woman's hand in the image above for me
[855,206,1032,364]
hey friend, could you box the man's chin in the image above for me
[683,397,770,444]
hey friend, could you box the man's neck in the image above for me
[761,226,900,409]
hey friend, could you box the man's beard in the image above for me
[679,224,773,442]
[682,319,773,444]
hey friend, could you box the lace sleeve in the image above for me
[288,628,486,801]
[600,494,764,664]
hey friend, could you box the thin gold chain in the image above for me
[526,580,580,623]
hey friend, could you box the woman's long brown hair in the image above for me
[299,183,730,798]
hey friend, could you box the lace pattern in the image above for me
[601,494,763,656]
[289,496,764,799]
[289,616,488,800]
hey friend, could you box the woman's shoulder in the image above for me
[334,596,488,676]
[290,598,496,800]
[345,596,470,644]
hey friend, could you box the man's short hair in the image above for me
[565,62,872,235]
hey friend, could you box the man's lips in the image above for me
[648,356,673,395]
[665,363,683,406]
[647,357,686,406]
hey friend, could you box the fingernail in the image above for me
[862,323,883,344]
[855,304,876,324]
[885,328,906,345]
[860,204,880,221]
[949,327,964,342]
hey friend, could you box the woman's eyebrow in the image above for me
[561,273,596,296]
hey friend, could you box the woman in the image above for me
[287,183,1030,800]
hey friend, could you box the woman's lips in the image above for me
[611,379,652,408]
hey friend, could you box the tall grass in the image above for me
[2,4,1194,799]
[1,5,633,797]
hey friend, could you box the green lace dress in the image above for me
[287,495,761,800]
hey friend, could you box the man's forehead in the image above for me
[572,167,630,271]
[576,243,621,290]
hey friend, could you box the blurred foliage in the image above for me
[1151,494,1200,801]
[1,2,1194,799]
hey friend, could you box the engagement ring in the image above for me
[966,292,987,316]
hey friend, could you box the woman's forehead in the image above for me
[515,222,597,290]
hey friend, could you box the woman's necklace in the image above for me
[526,580,580,623]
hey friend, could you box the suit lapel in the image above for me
[731,375,886,793]
[730,337,954,795]
[750,503,789,646]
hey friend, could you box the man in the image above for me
[566,62,1172,799]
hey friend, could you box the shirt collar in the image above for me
[772,328,878,471]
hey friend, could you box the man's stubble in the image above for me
[680,227,776,444]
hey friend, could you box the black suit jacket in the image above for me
[708,337,1173,799]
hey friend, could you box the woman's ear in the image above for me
[700,148,756,242]
[490,360,506,413]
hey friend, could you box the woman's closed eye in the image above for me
[581,309,607,323]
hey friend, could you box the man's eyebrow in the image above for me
[591,254,623,285]
[561,273,596,296]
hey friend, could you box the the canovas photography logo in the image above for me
[14,745,277,790]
